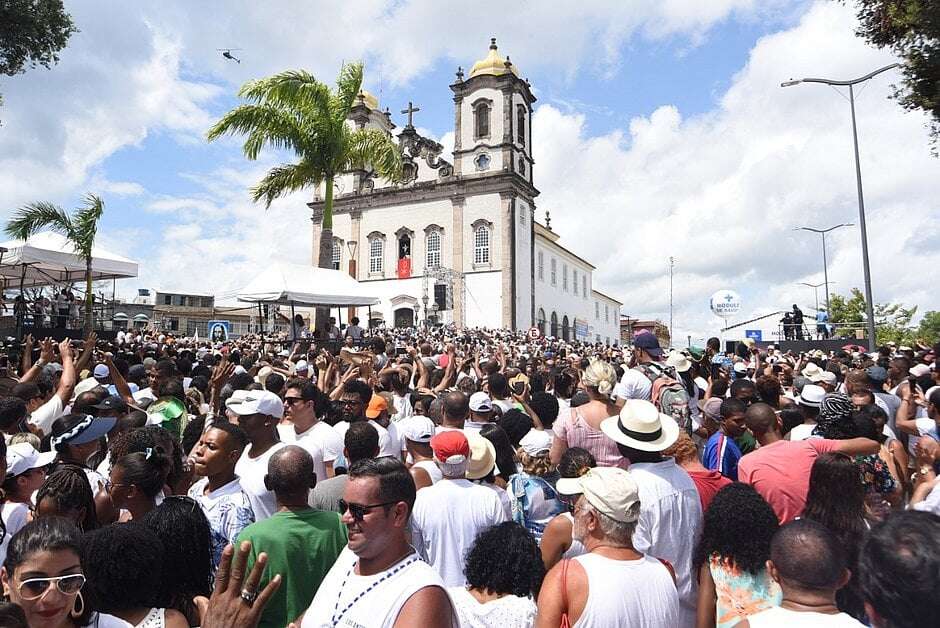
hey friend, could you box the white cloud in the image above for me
[533,1,939,341]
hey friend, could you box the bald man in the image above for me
[236,446,348,628]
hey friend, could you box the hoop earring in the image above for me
[70,591,84,619]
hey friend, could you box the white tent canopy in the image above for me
[0,232,139,289]
[236,262,379,307]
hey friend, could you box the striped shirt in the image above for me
[552,407,628,469]
[702,432,742,481]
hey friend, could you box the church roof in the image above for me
[469,38,521,79]
[356,89,380,110]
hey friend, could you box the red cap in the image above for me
[430,430,470,464]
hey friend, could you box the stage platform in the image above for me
[725,338,870,355]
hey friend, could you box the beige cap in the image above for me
[556,466,641,523]
[465,433,497,480]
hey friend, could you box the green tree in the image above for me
[917,310,940,344]
[207,63,403,332]
[828,288,918,345]
[845,0,940,152]
[5,193,105,333]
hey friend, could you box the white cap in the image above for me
[556,467,641,523]
[910,364,930,378]
[7,443,56,478]
[399,416,436,443]
[294,359,309,373]
[733,362,748,374]
[519,429,552,456]
[797,384,825,408]
[93,364,110,379]
[469,392,493,413]
[819,371,837,385]
[227,390,284,418]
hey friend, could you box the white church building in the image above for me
[310,39,622,344]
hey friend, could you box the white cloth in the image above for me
[628,459,703,628]
[746,606,865,626]
[187,476,255,568]
[413,459,443,485]
[391,393,414,422]
[235,442,287,521]
[570,553,679,628]
[788,423,816,441]
[492,398,515,414]
[301,547,453,628]
[28,394,64,436]
[447,587,536,628]
[481,481,512,520]
[334,420,396,458]
[0,502,30,566]
[561,512,586,560]
[613,368,652,401]
[279,421,343,483]
[912,481,940,515]
[411,479,508,587]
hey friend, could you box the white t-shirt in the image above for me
[412,459,443,485]
[279,421,343,483]
[411,478,508,587]
[0,502,30,566]
[334,420,395,458]
[302,547,453,628]
[235,442,287,521]
[447,587,536,628]
[907,417,939,457]
[912,480,940,515]
[747,606,865,627]
[614,368,653,401]
[788,423,816,441]
[28,395,64,436]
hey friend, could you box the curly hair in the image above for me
[557,447,596,479]
[693,483,778,575]
[517,449,555,477]
[81,522,164,613]
[464,521,545,598]
[662,432,698,465]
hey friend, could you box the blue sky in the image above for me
[1,1,937,340]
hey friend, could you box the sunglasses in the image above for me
[337,499,397,522]
[17,574,85,600]
[284,397,308,406]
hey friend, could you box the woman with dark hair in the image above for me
[694,483,781,628]
[539,447,596,570]
[80,522,188,627]
[141,497,212,626]
[107,448,171,522]
[448,521,543,627]
[50,414,115,498]
[34,466,99,532]
[802,452,869,621]
[479,424,517,484]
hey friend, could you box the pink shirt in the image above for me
[738,438,838,523]
[552,407,628,469]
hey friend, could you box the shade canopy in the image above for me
[0,232,139,289]
[237,262,380,307]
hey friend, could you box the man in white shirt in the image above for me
[465,392,495,435]
[281,378,341,482]
[332,380,395,458]
[410,430,508,587]
[614,332,665,403]
[601,400,702,628]
[14,337,76,436]
[229,389,287,521]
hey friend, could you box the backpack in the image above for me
[635,363,692,434]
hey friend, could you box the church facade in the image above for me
[309,40,622,344]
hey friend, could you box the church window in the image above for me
[550,258,556,286]
[369,237,384,274]
[426,230,441,269]
[474,153,491,171]
[519,205,526,225]
[595,301,599,320]
[573,270,578,295]
[562,315,570,341]
[473,224,490,265]
[562,264,568,292]
[582,275,587,300]
[537,308,546,336]
[605,304,610,322]
[551,311,558,337]
[517,105,526,146]
[537,251,544,281]
[474,102,491,138]
[331,240,341,270]
[517,156,525,176]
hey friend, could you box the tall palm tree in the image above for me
[5,193,105,334]
[207,62,403,333]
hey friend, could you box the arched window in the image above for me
[517,105,526,145]
[474,102,490,138]
[369,236,384,274]
[562,315,570,341]
[331,240,341,270]
[537,308,546,336]
[426,230,441,269]
[473,224,490,265]
[550,311,559,337]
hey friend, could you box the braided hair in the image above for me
[35,464,99,532]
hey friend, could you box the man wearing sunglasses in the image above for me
[281,378,343,483]
[296,457,456,627]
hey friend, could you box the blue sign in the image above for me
[745,329,762,342]
[207,320,231,341]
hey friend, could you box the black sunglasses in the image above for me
[338,499,397,522]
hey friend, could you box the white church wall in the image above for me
[463,271,502,329]
[591,291,622,345]
[460,86,506,173]
[514,198,533,329]
[534,241,595,339]
[460,192,502,272]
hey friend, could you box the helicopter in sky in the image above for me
[217,48,242,63]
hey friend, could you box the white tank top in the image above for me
[413,459,443,484]
[561,512,586,560]
[572,553,679,628]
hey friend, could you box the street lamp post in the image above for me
[793,224,852,312]
[798,282,824,312]
[782,63,899,351]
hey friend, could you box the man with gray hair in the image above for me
[235,445,348,628]
[410,430,507,586]
[535,466,679,627]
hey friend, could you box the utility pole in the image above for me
[668,257,675,349]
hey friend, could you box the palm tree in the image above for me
[207,62,403,333]
[5,193,105,334]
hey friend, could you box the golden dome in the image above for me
[468,38,520,79]
[356,89,380,110]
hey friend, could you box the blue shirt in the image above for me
[702,432,742,481]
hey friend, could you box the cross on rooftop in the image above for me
[401,101,420,128]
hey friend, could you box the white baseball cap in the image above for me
[7,443,56,478]
[294,360,309,373]
[93,364,110,379]
[519,429,552,456]
[227,390,284,418]
[469,392,494,413]
[556,467,641,523]
[399,416,436,444]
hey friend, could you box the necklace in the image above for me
[331,551,420,627]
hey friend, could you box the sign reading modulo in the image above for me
[710,290,742,319]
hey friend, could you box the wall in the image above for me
[534,240,594,339]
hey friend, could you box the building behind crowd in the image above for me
[309,39,622,344]
[621,316,671,348]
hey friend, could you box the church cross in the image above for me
[401,101,420,128]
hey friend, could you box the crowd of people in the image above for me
[0,322,936,627]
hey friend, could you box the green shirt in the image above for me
[236,508,348,628]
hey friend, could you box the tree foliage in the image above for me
[845,0,940,152]
[0,0,76,76]
[917,310,940,344]
[828,287,922,345]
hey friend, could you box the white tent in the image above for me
[0,232,139,289]
[236,261,379,307]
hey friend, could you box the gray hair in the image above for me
[584,501,637,547]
